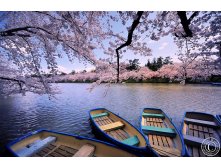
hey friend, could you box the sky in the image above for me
[56,35,179,74]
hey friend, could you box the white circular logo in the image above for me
[201,137,220,156]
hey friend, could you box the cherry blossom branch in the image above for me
[176,11,199,38]
[115,11,144,82]
[0,26,53,37]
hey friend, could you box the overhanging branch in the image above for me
[176,11,199,38]
[115,11,144,82]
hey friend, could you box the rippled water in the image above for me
[0,83,221,155]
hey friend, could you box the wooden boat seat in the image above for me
[73,144,95,157]
[100,121,124,131]
[142,113,165,119]
[91,112,109,119]
[183,135,205,147]
[142,126,176,137]
[15,136,56,157]
[184,118,218,128]
[121,135,140,146]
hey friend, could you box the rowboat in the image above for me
[140,108,185,157]
[216,115,221,125]
[181,112,221,157]
[6,129,137,157]
[89,108,154,156]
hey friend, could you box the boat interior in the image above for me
[141,109,183,157]
[9,131,135,157]
[182,112,221,157]
[90,109,147,148]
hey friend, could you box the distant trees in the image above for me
[69,70,76,75]
[145,56,173,71]
[126,59,140,71]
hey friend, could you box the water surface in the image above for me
[0,83,220,155]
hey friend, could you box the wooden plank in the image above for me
[156,136,164,147]
[102,119,109,125]
[100,121,124,131]
[73,144,95,157]
[114,130,125,140]
[158,118,163,123]
[59,145,78,155]
[54,148,73,157]
[41,147,51,154]
[152,135,158,146]
[161,136,168,147]
[166,137,173,148]
[193,129,199,137]
[49,151,64,157]
[151,145,181,157]
[35,151,46,157]
[190,125,213,134]
[199,131,204,139]
[157,122,161,128]
[189,124,193,129]
[148,135,154,145]
[184,118,218,128]
[160,122,165,128]
[117,129,129,139]
[47,144,56,150]
[204,132,210,139]
[109,131,122,140]
[188,125,194,136]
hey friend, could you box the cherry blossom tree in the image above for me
[0,11,220,96]
[0,12,109,95]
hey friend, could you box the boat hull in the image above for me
[6,129,137,157]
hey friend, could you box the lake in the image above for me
[0,83,221,156]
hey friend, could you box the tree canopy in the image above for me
[0,11,220,96]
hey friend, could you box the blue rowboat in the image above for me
[89,108,155,156]
[6,129,137,157]
[140,108,186,157]
[181,111,221,157]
